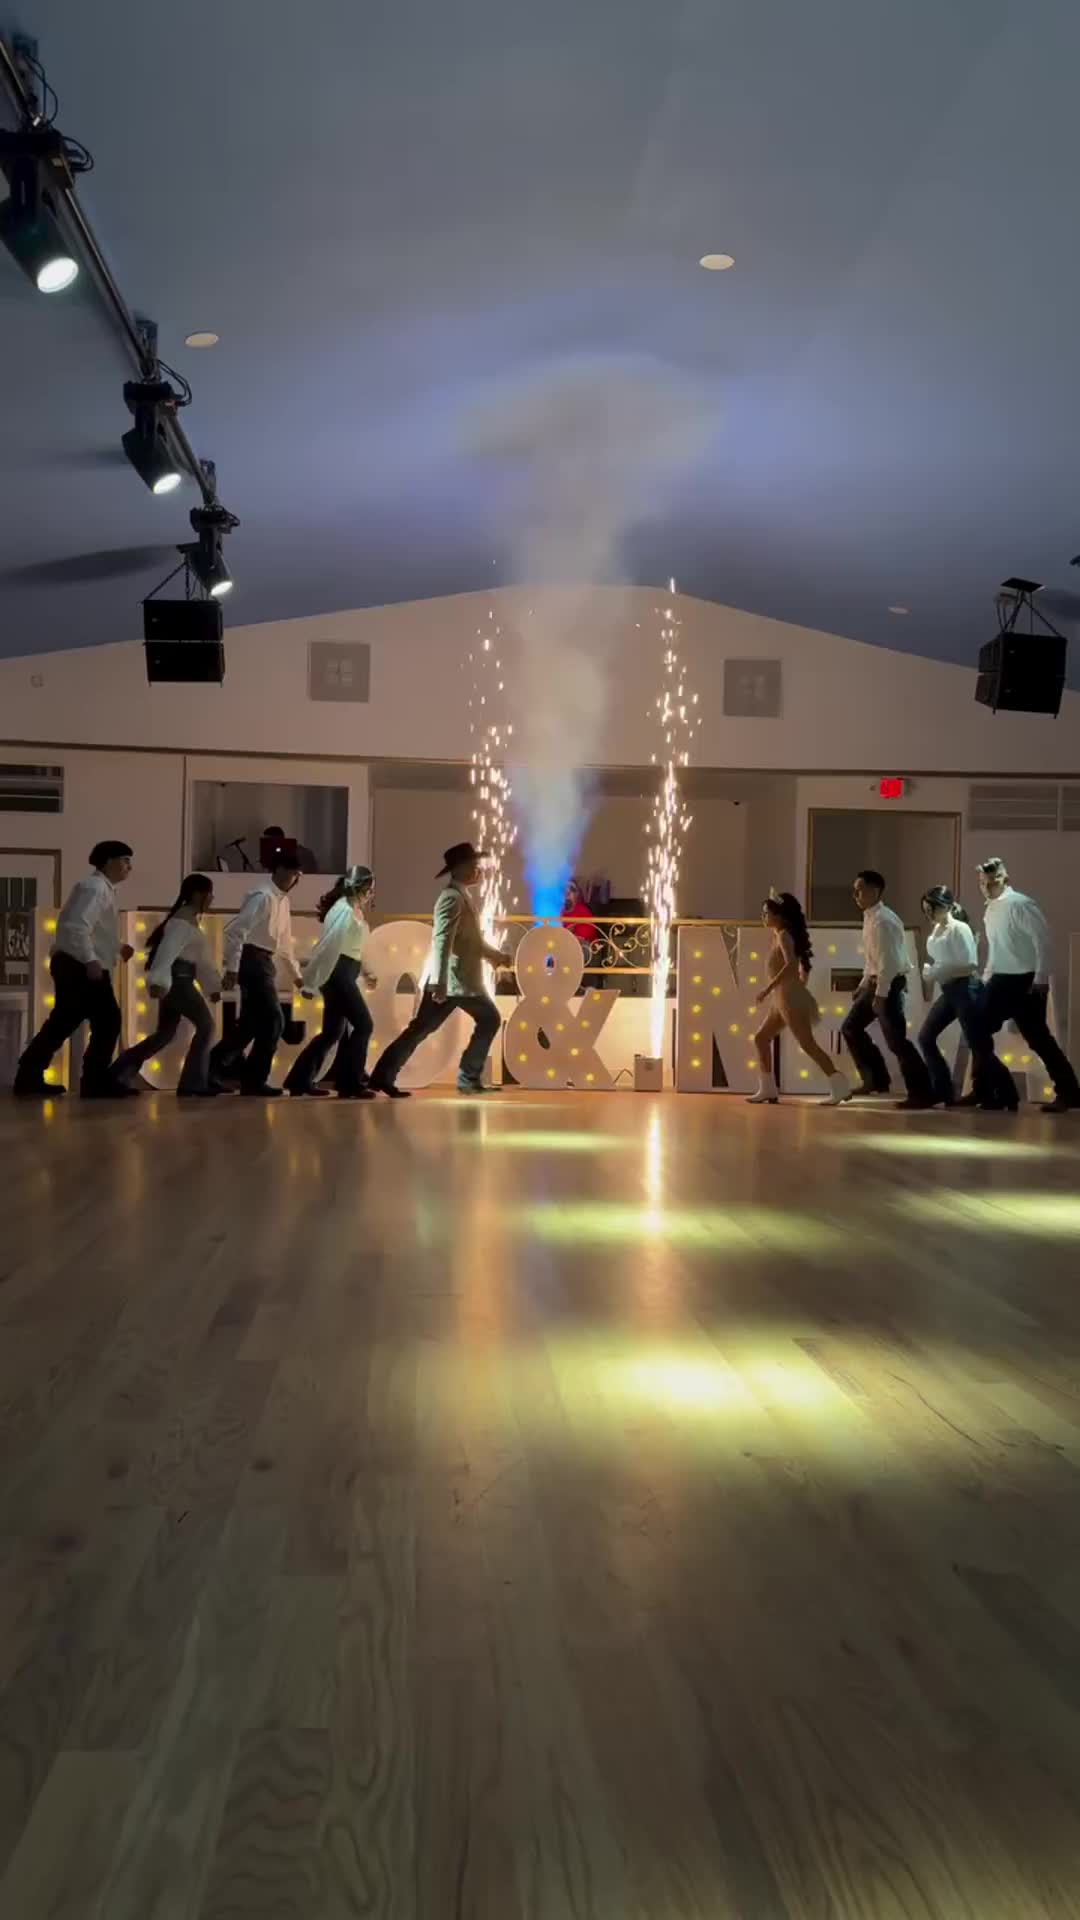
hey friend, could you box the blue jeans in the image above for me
[917,976,1004,1106]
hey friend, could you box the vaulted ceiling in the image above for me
[2,0,1078,671]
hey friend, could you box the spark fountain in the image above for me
[467,609,518,972]
[641,582,700,1076]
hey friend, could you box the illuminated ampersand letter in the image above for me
[365,919,474,1089]
[509,924,617,1089]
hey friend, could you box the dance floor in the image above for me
[4,1088,1080,1917]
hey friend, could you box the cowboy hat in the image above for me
[436,841,489,877]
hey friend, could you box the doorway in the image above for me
[807,811,960,927]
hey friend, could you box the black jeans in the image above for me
[373,987,501,1088]
[285,956,373,1094]
[113,962,215,1093]
[983,973,1080,1104]
[841,974,932,1101]
[917,976,1007,1107]
[17,951,121,1092]
[209,946,284,1091]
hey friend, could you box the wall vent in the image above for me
[0,763,63,813]
[1062,786,1080,832]
[967,782,1059,834]
[308,641,371,703]
[723,659,781,718]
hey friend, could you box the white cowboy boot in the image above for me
[746,1071,778,1105]
[822,1070,852,1106]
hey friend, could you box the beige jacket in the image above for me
[430,880,503,997]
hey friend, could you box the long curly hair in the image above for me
[764,891,813,976]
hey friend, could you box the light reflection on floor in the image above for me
[516,1202,842,1251]
[828,1134,1062,1161]
[898,1190,1080,1235]
[461,1130,629,1152]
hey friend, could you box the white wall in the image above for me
[371,786,747,918]
[3,585,1080,774]
[0,749,183,903]
[0,752,370,910]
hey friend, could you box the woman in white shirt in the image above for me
[114,874,222,1097]
[917,885,1012,1109]
[284,866,377,1098]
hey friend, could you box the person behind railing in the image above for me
[14,839,136,1099]
[285,866,377,1099]
[113,874,222,1098]
[561,877,600,992]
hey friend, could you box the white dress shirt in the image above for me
[302,897,367,993]
[222,877,299,975]
[146,916,222,996]
[983,886,1052,982]
[53,872,119,969]
[922,917,977,984]
[861,901,909,988]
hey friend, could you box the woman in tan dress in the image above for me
[748,893,851,1106]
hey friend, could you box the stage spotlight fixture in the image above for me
[121,379,184,495]
[181,502,238,598]
[0,125,80,293]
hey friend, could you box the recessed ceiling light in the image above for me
[888,605,910,615]
[184,330,219,348]
[699,253,734,271]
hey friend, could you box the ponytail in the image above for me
[145,873,213,962]
[317,878,346,922]
[318,864,374,921]
[922,883,969,924]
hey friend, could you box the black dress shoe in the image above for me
[337,1087,376,1100]
[369,1078,410,1099]
[13,1079,66,1097]
[177,1087,221,1099]
[1042,1096,1078,1114]
[956,1091,980,1108]
[284,1084,330,1097]
[894,1097,933,1111]
[81,1082,140,1099]
[240,1084,283,1098]
[851,1082,889,1097]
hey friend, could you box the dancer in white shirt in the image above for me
[15,839,136,1098]
[748,893,851,1105]
[974,857,1080,1113]
[916,885,1011,1109]
[285,866,377,1098]
[209,847,303,1097]
[113,874,222,1097]
[840,870,933,1108]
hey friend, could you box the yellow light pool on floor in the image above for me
[472,1131,626,1152]
[831,1135,1059,1161]
[900,1190,1080,1235]
[518,1203,840,1251]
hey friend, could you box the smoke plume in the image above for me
[462,353,709,916]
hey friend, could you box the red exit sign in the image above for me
[879,776,907,799]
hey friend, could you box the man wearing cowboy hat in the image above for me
[369,842,512,1097]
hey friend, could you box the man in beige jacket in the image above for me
[370,842,512,1096]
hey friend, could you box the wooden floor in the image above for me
[4,1089,1080,1917]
